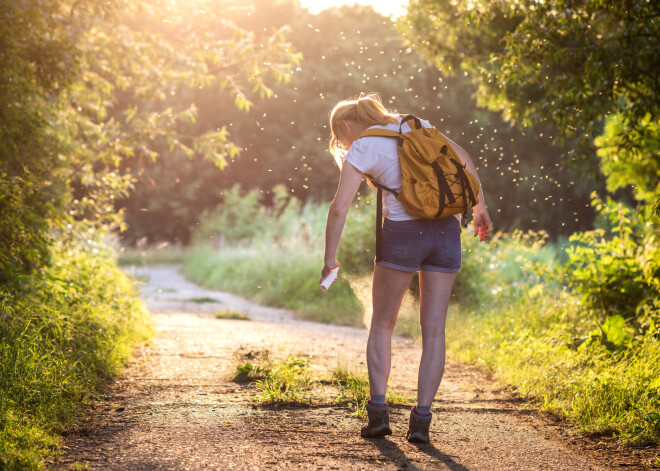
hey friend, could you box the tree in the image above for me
[402,0,660,338]
[118,0,600,244]
[214,1,598,236]
[402,0,660,208]
[1,0,114,286]
[0,0,300,285]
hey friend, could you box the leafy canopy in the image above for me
[402,0,660,205]
[0,0,300,286]
[122,0,601,245]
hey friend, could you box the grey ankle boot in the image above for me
[360,402,392,438]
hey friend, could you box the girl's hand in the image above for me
[320,261,340,284]
[473,208,492,242]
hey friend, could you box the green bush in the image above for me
[565,194,660,330]
[0,173,56,287]
[185,187,378,325]
[454,227,559,308]
[336,192,377,275]
[192,184,267,246]
[0,246,153,469]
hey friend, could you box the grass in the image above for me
[231,352,314,405]
[331,363,412,417]
[446,287,660,445]
[443,230,660,445]
[68,462,90,471]
[182,190,375,327]
[255,357,314,405]
[216,309,250,320]
[186,296,219,303]
[231,352,410,414]
[183,243,422,335]
[231,350,270,383]
[117,244,188,267]
[184,244,364,327]
[0,245,153,469]
[331,363,370,415]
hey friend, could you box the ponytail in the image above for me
[329,92,398,166]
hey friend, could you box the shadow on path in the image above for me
[365,437,471,471]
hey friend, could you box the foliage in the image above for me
[0,0,106,286]
[117,244,189,267]
[565,194,660,329]
[448,290,660,445]
[446,198,660,445]
[232,351,315,405]
[403,0,660,210]
[191,185,268,246]
[184,186,363,324]
[232,350,270,383]
[0,174,54,287]
[255,357,314,405]
[215,309,249,320]
[120,0,598,245]
[0,0,299,287]
[336,193,378,274]
[454,227,558,308]
[233,362,260,383]
[330,363,409,417]
[595,113,660,204]
[331,364,370,416]
[0,246,153,469]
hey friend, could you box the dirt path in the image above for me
[57,266,653,470]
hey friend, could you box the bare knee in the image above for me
[420,322,446,339]
[371,311,398,333]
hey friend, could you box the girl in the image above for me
[320,93,491,443]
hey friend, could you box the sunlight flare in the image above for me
[299,0,407,17]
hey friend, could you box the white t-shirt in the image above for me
[344,116,431,221]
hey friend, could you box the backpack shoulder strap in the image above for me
[400,114,423,131]
[357,128,400,139]
[363,173,399,197]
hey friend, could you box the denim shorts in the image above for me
[377,217,462,273]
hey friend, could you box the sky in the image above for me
[298,0,408,17]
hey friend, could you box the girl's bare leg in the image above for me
[416,270,457,406]
[367,264,414,397]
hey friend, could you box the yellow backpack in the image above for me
[358,114,480,227]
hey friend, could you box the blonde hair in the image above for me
[329,93,398,166]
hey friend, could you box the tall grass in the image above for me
[446,220,660,445]
[184,243,364,325]
[448,287,660,444]
[331,363,411,417]
[0,245,153,469]
[183,185,370,326]
[117,244,189,267]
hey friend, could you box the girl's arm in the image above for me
[321,162,363,279]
